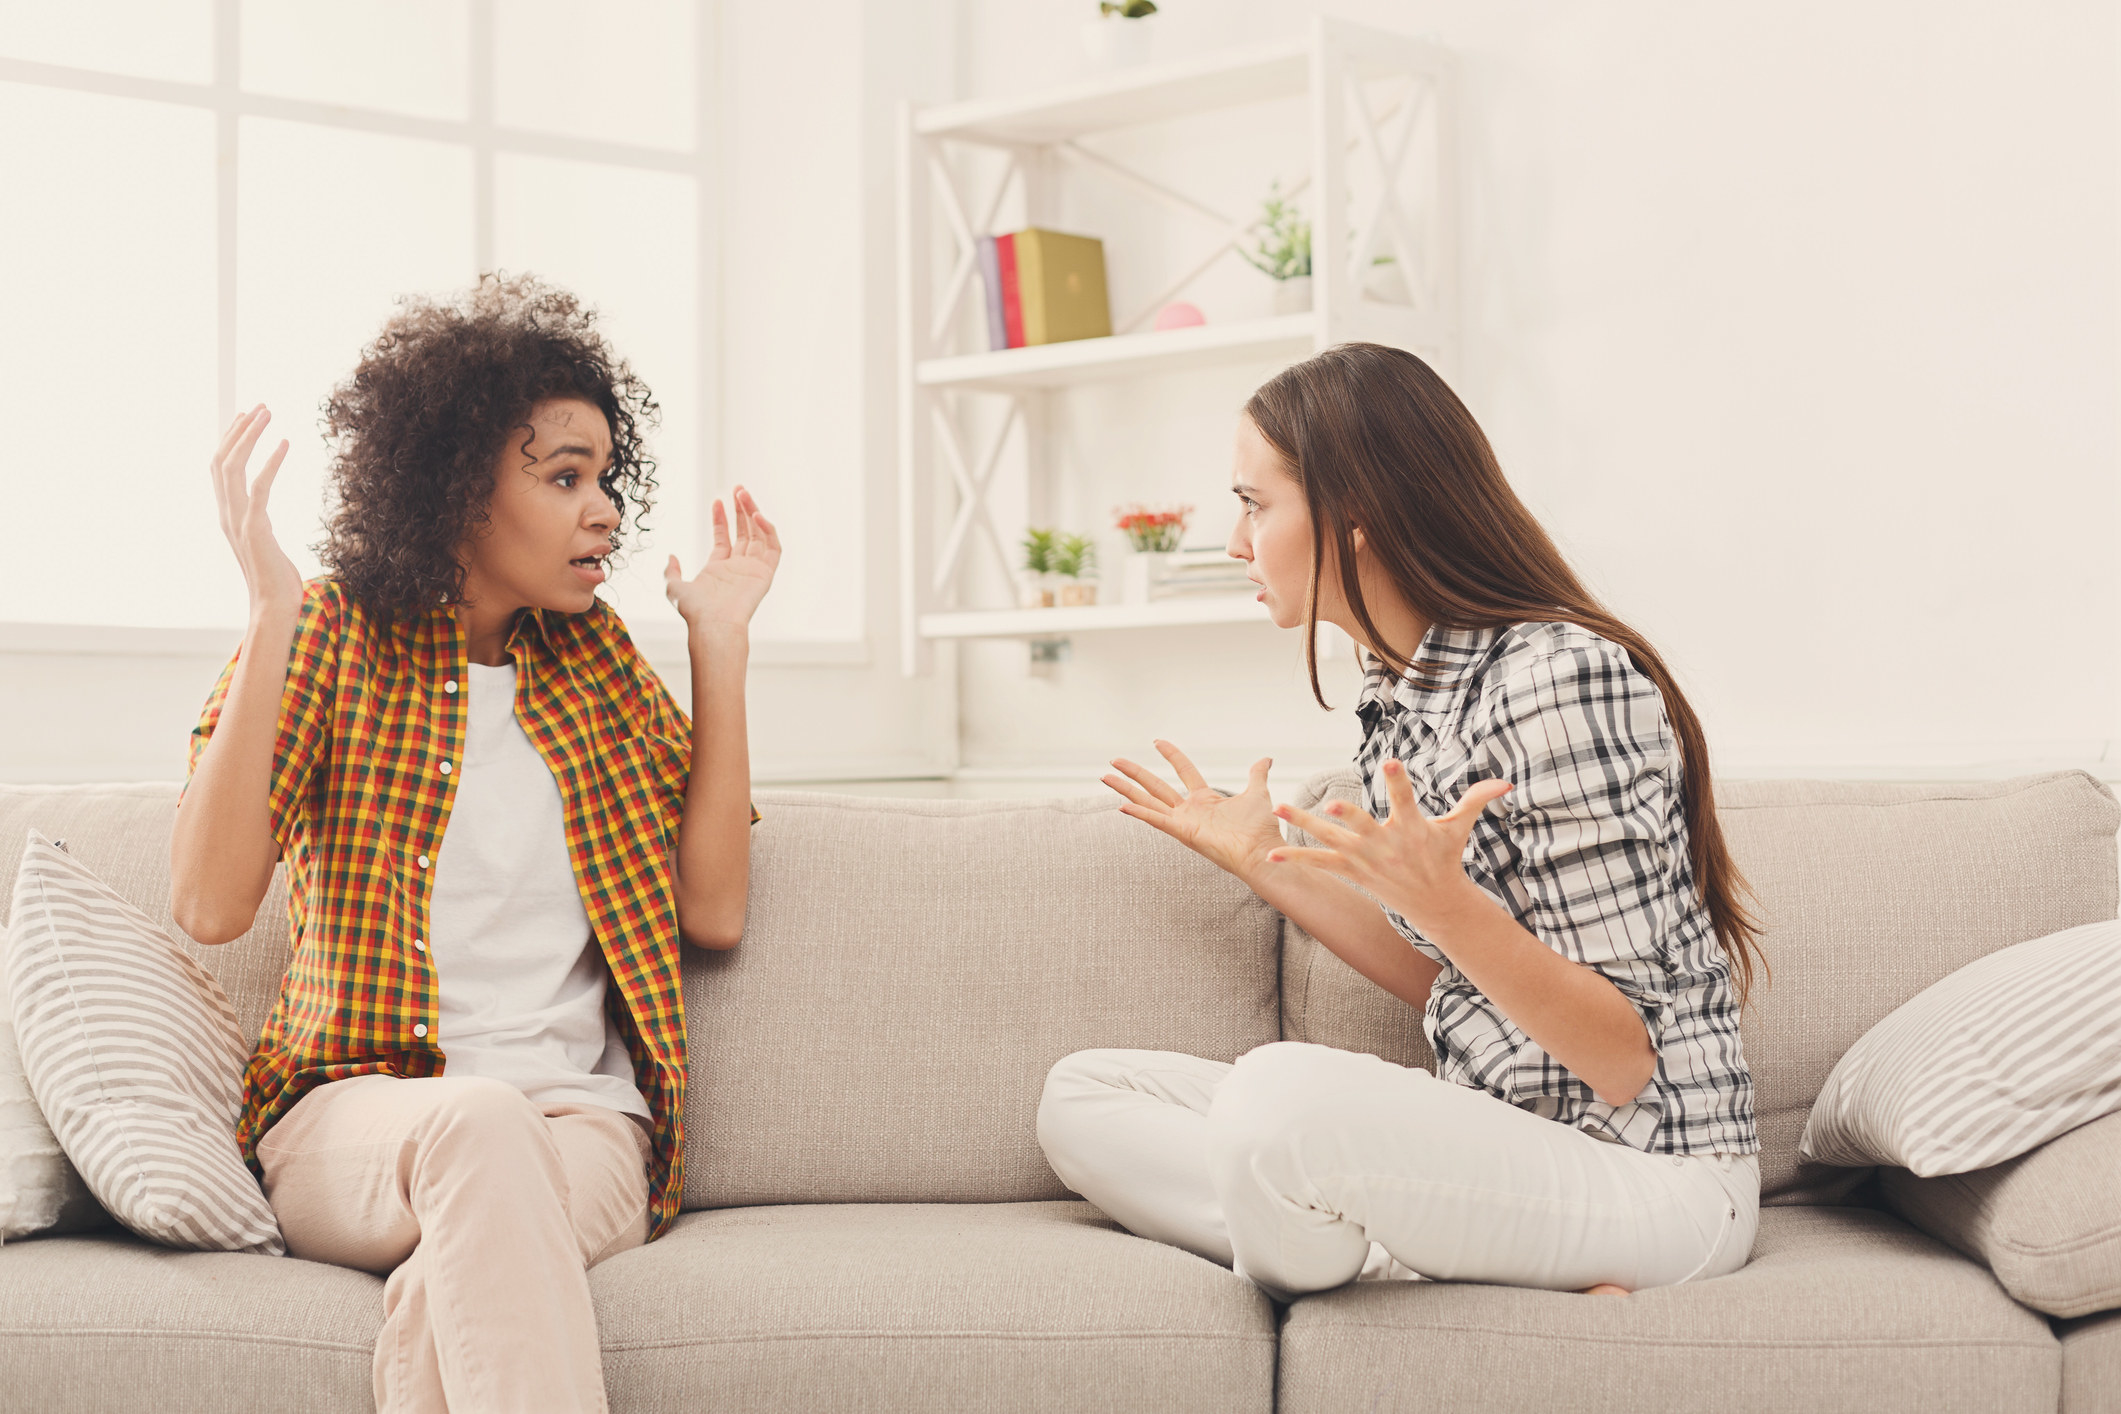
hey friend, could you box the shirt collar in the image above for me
[1356,623,1505,726]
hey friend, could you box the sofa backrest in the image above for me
[0,783,1283,1209]
[681,792,1281,1206]
[1281,769,2121,1204]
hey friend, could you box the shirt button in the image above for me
[413,1024,428,1039]
[413,937,426,953]
[444,680,458,694]
[439,760,452,775]
[417,854,430,869]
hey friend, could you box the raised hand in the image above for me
[1102,740,1283,882]
[1268,758,1513,932]
[211,405,303,616]
[665,485,780,631]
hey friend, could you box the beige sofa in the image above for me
[2,771,2118,1413]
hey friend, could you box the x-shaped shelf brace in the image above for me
[931,396,1020,597]
[1050,76,1423,334]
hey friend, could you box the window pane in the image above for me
[0,0,213,84]
[494,0,694,152]
[241,0,469,120]
[495,154,698,633]
[236,118,474,589]
[0,84,220,627]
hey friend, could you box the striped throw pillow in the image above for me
[4,830,283,1254]
[1801,919,2121,1177]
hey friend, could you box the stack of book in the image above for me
[978,229,1113,351]
[1151,546,1256,599]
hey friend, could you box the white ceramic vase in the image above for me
[1273,275,1314,315]
[1122,552,1175,605]
[1080,17,1155,70]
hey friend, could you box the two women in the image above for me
[171,275,778,1412]
[1040,343,1762,1300]
[175,276,1756,1412]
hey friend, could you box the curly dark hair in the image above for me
[317,272,660,618]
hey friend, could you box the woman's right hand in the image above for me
[1102,740,1284,883]
[211,405,302,617]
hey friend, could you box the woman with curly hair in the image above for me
[169,274,775,1412]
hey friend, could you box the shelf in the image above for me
[914,38,1311,146]
[920,594,1271,640]
[917,314,1317,392]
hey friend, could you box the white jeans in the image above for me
[1037,1042,1759,1299]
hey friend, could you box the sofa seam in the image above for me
[0,1326,372,1354]
[600,1329,1279,1350]
[1281,1324,2056,1352]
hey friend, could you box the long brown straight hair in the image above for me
[1244,343,1765,1002]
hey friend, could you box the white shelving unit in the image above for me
[896,18,1457,673]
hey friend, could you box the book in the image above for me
[976,235,1007,352]
[995,233,1025,349]
[1013,228,1111,346]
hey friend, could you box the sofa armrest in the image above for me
[1880,1109,2121,1318]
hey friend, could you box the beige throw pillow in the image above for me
[1880,1109,2121,1318]
[5,831,282,1254]
[1800,919,2121,1177]
[0,915,114,1242]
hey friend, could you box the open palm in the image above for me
[665,485,780,630]
[1102,740,1283,881]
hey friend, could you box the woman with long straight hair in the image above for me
[1038,342,1764,1299]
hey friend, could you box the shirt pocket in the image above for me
[602,732,689,849]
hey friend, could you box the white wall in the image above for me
[4,0,2115,794]
[951,0,2120,788]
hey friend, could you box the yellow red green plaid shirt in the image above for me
[188,578,731,1239]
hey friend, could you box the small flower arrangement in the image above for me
[1050,532,1098,581]
[1114,503,1191,553]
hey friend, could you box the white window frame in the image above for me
[0,0,866,666]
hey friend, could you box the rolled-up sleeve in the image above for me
[1474,641,1684,1050]
[184,581,338,852]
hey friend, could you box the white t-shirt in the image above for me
[426,662,650,1122]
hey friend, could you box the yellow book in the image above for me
[1014,228,1112,346]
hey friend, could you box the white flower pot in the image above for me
[1273,275,1314,316]
[1122,552,1176,605]
[1080,17,1155,70]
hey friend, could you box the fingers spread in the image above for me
[1100,772,1167,814]
[1154,739,1212,795]
[1275,802,1362,848]
[1110,756,1185,808]
[1446,779,1514,822]
[709,499,731,558]
[1244,756,1273,797]
[1264,845,1354,877]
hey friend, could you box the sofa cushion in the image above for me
[1277,1206,2060,1414]
[0,1232,379,1413]
[1282,771,2121,1205]
[681,792,1282,1207]
[2059,1310,2121,1414]
[1881,1109,2121,1318]
[591,1200,1275,1413]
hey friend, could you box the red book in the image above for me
[996,232,1025,349]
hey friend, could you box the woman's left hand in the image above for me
[666,485,780,631]
[1269,760,1514,933]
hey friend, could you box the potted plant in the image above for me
[1051,531,1099,607]
[1081,0,1158,70]
[1113,503,1190,604]
[1020,527,1060,608]
[1240,180,1312,315]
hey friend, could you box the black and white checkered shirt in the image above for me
[1354,621,1758,1155]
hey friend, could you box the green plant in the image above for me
[1051,532,1098,580]
[1021,527,1059,576]
[1099,1,1158,16]
[1239,181,1311,282]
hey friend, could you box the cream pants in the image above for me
[257,1074,653,1414]
[1037,1042,1758,1300]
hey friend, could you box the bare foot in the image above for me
[1581,1283,1631,1297]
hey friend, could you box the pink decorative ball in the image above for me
[1153,301,1206,331]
